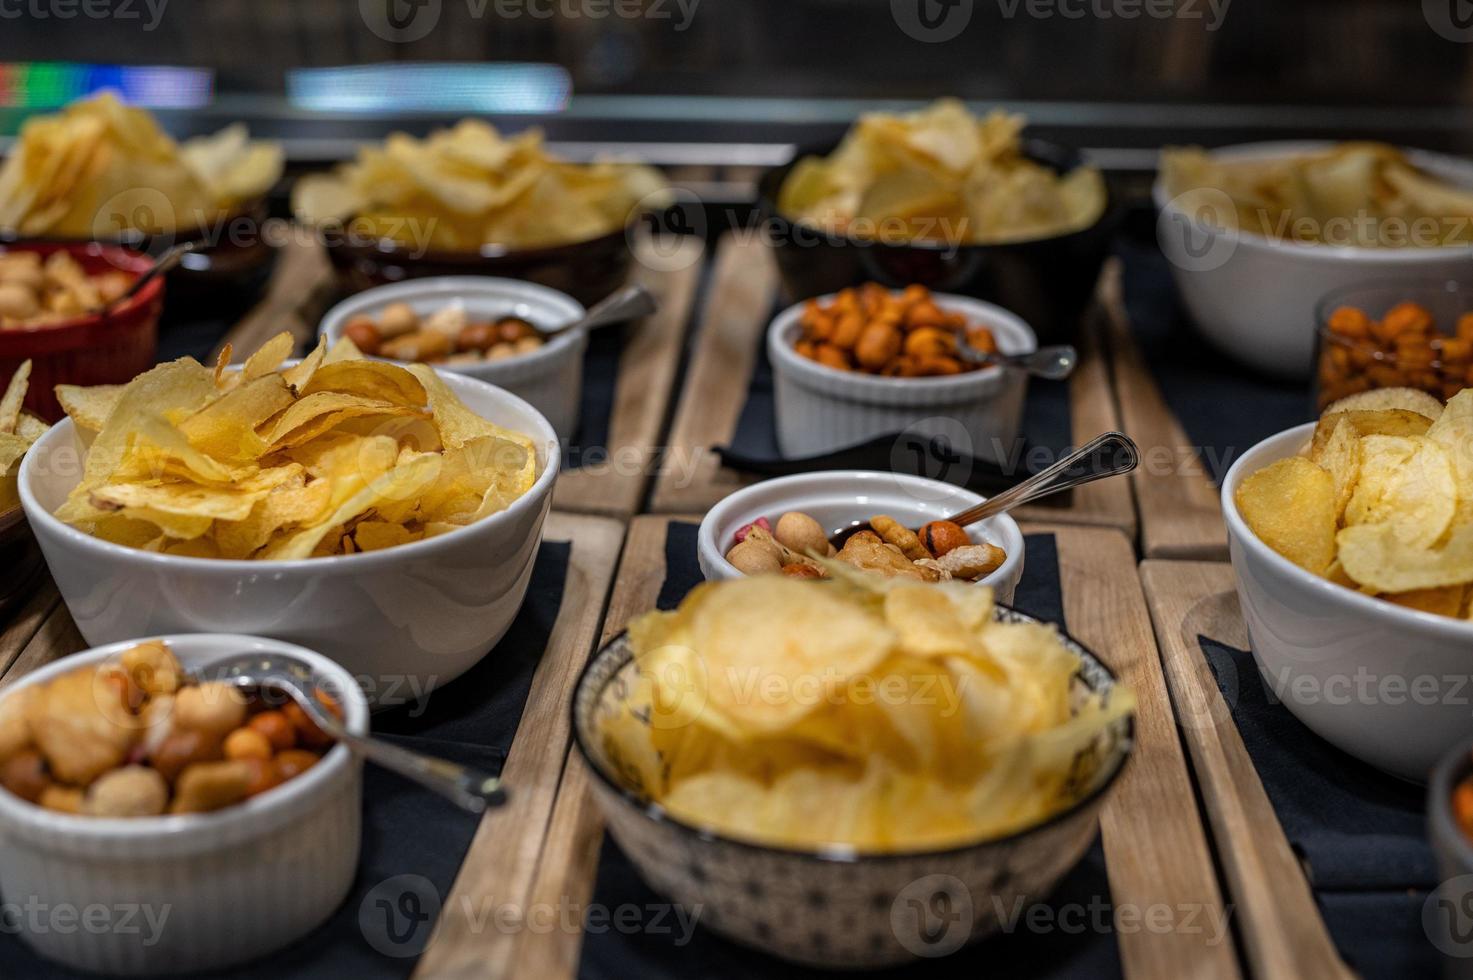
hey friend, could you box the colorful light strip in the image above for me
[288,63,572,114]
[0,62,213,109]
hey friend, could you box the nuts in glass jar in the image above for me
[1318,300,1473,408]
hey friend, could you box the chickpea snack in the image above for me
[791,283,998,378]
[1318,295,1473,409]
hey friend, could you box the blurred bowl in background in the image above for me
[756,139,1122,344]
[0,241,163,421]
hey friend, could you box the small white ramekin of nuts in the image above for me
[319,276,587,440]
[697,470,1026,604]
[0,634,368,976]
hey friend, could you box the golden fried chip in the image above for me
[1384,586,1465,618]
[1429,389,1473,526]
[0,361,30,433]
[241,332,294,383]
[55,383,123,432]
[1310,408,1432,458]
[1343,435,1456,547]
[1338,522,1473,593]
[1311,416,1362,522]
[1235,457,1337,573]
[299,359,426,408]
[1324,386,1443,422]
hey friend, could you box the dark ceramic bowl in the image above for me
[572,609,1134,968]
[320,222,633,307]
[756,140,1123,343]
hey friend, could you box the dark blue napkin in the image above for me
[1198,636,1436,978]
[718,310,1073,497]
[0,541,573,980]
[579,523,1123,979]
[1114,240,1313,484]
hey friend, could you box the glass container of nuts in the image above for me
[1314,280,1473,410]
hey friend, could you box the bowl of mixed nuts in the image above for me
[697,470,1025,603]
[0,633,367,975]
[319,275,587,440]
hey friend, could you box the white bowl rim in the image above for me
[0,633,367,840]
[317,275,588,376]
[1222,421,1473,638]
[572,617,1133,863]
[697,469,1025,589]
[17,365,560,572]
[767,289,1039,394]
[1152,139,1473,262]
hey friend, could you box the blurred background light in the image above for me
[287,63,573,114]
[0,62,213,109]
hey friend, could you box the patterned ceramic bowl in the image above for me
[570,609,1133,968]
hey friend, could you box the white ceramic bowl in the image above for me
[697,471,1025,605]
[18,368,559,706]
[1223,423,1473,781]
[319,276,587,441]
[1154,141,1473,380]
[0,633,368,975]
[767,291,1035,462]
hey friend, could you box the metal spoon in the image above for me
[539,283,657,339]
[956,337,1078,381]
[102,241,195,313]
[828,431,1139,549]
[201,653,507,814]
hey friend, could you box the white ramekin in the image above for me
[0,633,368,975]
[1154,141,1473,380]
[696,470,1025,605]
[318,276,587,441]
[1223,423,1473,781]
[767,292,1036,461]
[19,366,559,706]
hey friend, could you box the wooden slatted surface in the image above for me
[210,238,338,361]
[1139,560,1352,980]
[512,517,1239,980]
[1098,260,1226,560]
[552,236,704,517]
[414,512,625,979]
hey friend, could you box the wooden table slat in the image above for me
[414,512,627,979]
[1098,260,1226,560]
[211,238,337,362]
[1139,560,1352,980]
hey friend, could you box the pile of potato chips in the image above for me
[599,572,1134,851]
[1236,388,1473,617]
[291,120,670,252]
[1160,143,1473,247]
[0,362,47,517]
[776,99,1106,245]
[52,333,538,560]
[0,93,282,238]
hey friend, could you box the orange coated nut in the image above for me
[919,520,972,557]
[854,323,902,370]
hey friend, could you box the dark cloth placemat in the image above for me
[0,541,572,980]
[564,324,621,471]
[1115,240,1314,484]
[578,524,1123,980]
[718,316,1072,496]
[1198,636,1436,978]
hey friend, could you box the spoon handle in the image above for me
[957,340,1077,381]
[547,283,658,338]
[944,431,1140,527]
[307,705,506,814]
[108,241,194,312]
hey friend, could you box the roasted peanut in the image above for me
[83,766,168,817]
[813,344,850,371]
[248,711,297,752]
[870,515,930,561]
[727,539,783,575]
[170,761,252,814]
[224,727,273,761]
[903,327,955,359]
[937,543,1007,580]
[342,317,383,355]
[457,321,500,352]
[919,520,971,557]
[854,323,902,371]
[377,302,419,338]
[150,729,223,784]
[774,511,829,558]
[174,683,248,738]
[380,330,454,363]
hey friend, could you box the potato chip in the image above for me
[1384,586,1466,618]
[1324,386,1443,422]
[1429,389,1473,526]
[54,331,536,559]
[1234,457,1337,573]
[55,383,123,432]
[1343,435,1455,547]
[0,360,29,432]
[1338,523,1473,593]
[606,575,1134,851]
[1310,416,1361,522]
[1310,407,1432,458]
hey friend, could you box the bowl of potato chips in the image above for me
[292,120,669,306]
[0,93,284,308]
[758,99,1118,342]
[1156,141,1473,379]
[1225,388,1473,780]
[573,574,1134,967]
[18,333,559,704]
